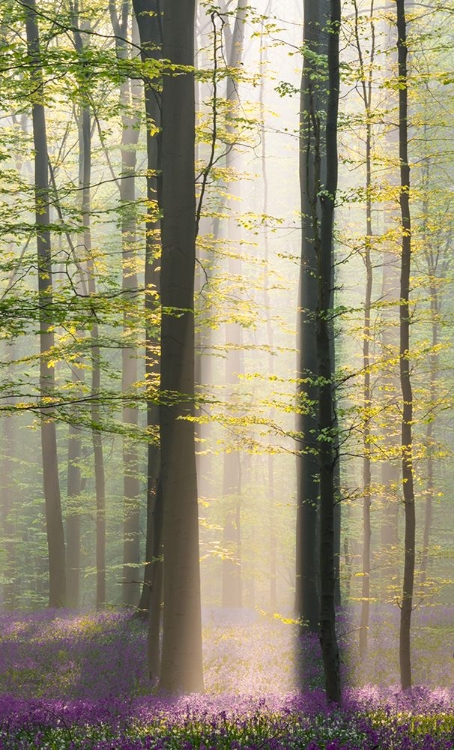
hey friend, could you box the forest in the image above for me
[0,0,453,746]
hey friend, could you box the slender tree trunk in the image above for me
[352,0,376,657]
[82,103,107,609]
[66,422,82,608]
[359,154,372,656]
[396,0,415,692]
[158,0,203,694]
[69,1,107,610]
[317,0,341,704]
[109,0,142,609]
[420,283,438,588]
[420,157,440,591]
[25,0,66,609]
[220,0,247,610]
[2,370,16,610]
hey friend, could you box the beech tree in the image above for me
[158,0,204,694]
[396,0,415,692]
[24,0,67,609]
[133,0,163,677]
[317,0,342,704]
[296,0,330,635]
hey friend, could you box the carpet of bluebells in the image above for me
[0,606,454,748]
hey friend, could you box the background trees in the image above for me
[0,0,453,701]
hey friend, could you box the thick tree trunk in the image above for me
[396,0,415,692]
[25,0,66,609]
[296,0,330,634]
[158,0,203,694]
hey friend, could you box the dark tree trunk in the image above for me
[396,0,415,692]
[317,0,341,704]
[296,0,330,634]
[158,0,203,694]
[25,0,66,609]
[132,0,163,673]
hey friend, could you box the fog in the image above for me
[0,0,453,709]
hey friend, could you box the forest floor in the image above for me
[0,607,453,748]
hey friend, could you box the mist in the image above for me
[0,0,454,745]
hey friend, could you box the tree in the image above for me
[158,0,204,694]
[109,0,143,609]
[317,0,342,704]
[24,0,66,609]
[296,0,330,635]
[133,0,163,677]
[350,0,376,658]
[396,0,415,692]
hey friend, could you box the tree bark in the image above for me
[109,0,142,609]
[352,0,376,658]
[296,0,330,634]
[25,0,66,609]
[317,0,342,704]
[396,0,415,692]
[132,0,163,672]
[158,0,203,694]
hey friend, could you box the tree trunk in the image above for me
[69,2,107,610]
[220,0,247,611]
[317,0,341,704]
[109,0,142,609]
[296,0,329,634]
[132,0,163,671]
[352,0,376,657]
[82,100,107,609]
[133,0,162,636]
[158,0,203,694]
[66,422,82,608]
[396,0,415,692]
[25,0,66,609]
[2,371,17,610]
